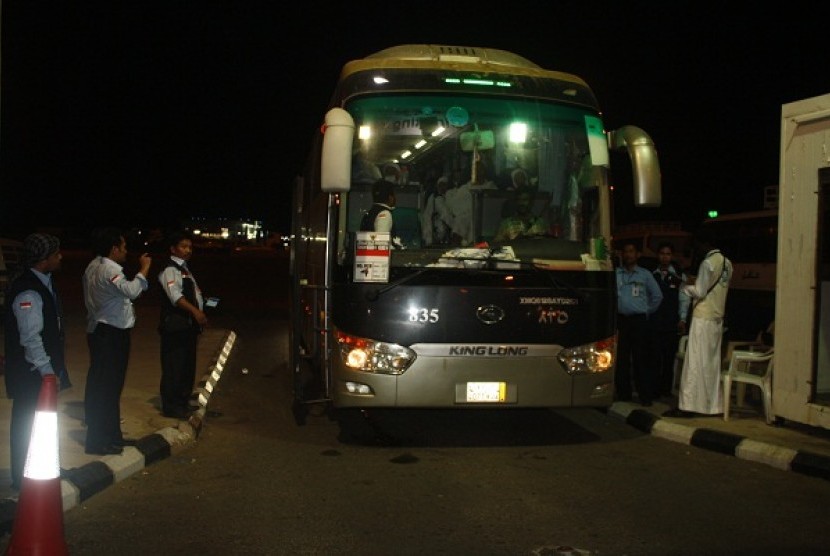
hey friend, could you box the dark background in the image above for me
[1,2,827,237]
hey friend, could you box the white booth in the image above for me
[774,92,830,428]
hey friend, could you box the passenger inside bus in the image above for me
[351,150,382,184]
[493,186,550,241]
[558,151,587,241]
[446,157,497,246]
[420,175,453,246]
[360,179,399,240]
[382,163,403,185]
[504,167,531,191]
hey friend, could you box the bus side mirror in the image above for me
[608,125,661,207]
[321,108,355,193]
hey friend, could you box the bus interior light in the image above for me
[509,122,528,143]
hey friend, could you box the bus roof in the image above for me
[340,44,590,90]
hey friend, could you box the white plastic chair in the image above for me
[671,335,688,396]
[721,349,774,424]
[721,320,774,371]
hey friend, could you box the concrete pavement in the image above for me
[609,400,830,478]
[1,299,830,537]
[0,304,237,534]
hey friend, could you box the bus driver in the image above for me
[494,187,549,241]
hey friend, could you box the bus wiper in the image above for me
[534,265,586,300]
[435,247,585,300]
[503,258,586,301]
[365,268,430,301]
[365,249,585,302]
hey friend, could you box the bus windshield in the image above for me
[339,94,609,267]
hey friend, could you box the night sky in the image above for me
[1,2,827,237]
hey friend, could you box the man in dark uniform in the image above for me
[650,242,690,399]
[157,230,208,419]
[4,233,66,490]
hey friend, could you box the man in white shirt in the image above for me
[83,227,151,454]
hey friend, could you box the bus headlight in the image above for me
[336,331,416,375]
[557,336,615,375]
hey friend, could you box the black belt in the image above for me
[619,313,647,319]
[93,322,131,334]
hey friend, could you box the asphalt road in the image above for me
[50,250,830,555]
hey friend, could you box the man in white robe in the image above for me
[667,229,732,416]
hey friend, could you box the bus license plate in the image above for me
[466,382,506,403]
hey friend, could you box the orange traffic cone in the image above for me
[5,374,68,555]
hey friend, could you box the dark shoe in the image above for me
[662,408,694,418]
[85,444,124,456]
[57,368,72,391]
[162,408,190,419]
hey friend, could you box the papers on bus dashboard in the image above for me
[431,246,520,269]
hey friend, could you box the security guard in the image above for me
[615,241,663,406]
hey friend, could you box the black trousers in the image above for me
[653,328,681,396]
[85,323,130,450]
[615,313,654,404]
[9,372,42,488]
[160,329,199,414]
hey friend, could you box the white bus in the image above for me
[289,44,662,422]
